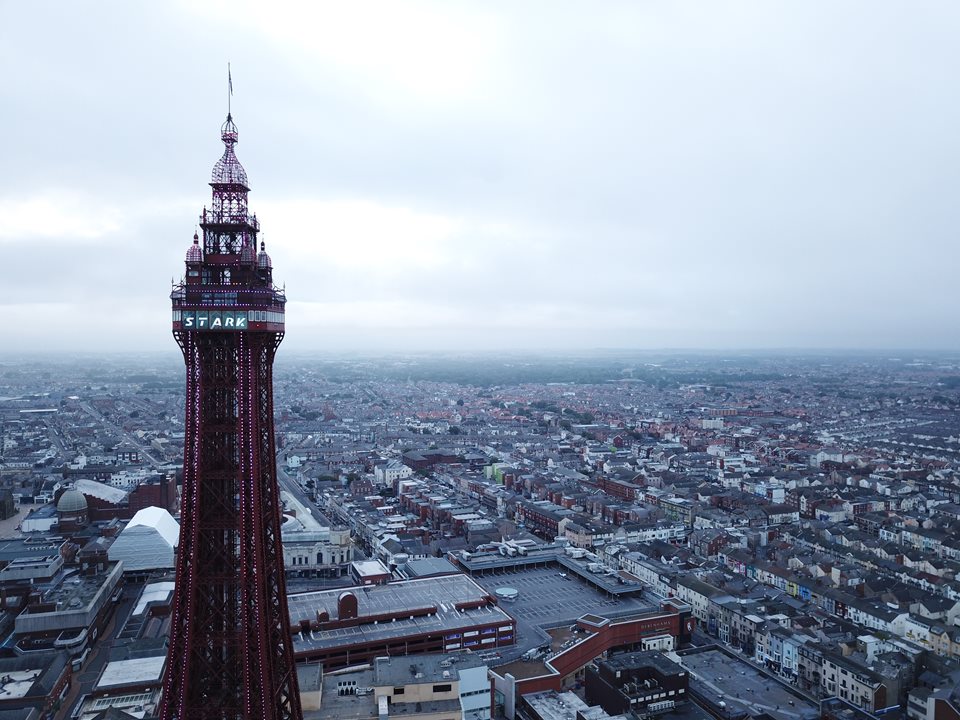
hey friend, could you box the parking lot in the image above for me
[474,565,655,661]
[477,565,652,621]
[678,648,818,720]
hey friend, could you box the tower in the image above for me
[162,113,302,720]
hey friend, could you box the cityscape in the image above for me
[0,348,959,719]
[4,3,960,720]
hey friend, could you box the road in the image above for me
[78,402,164,469]
[276,458,337,529]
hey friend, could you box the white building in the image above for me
[374,460,413,486]
[108,507,179,572]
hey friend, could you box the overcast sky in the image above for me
[2,1,959,354]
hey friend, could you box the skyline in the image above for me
[3,2,960,353]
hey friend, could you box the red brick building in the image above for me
[491,599,695,712]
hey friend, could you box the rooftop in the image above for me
[372,652,487,687]
[601,650,685,677]
[523,691,591,720]
[676,647,818,720]
[317,669,377,720]
[75,478,127,505]
[31,569,112,614]
[96,656,166,690]
[288,574,512,651]
[0,537,65,565]
[0,668,44,700]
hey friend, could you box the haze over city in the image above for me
[6,5,960,718]
[3,1,959,353]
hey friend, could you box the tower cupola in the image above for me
[257,240,272,269]
[185,232,203,263]
[241,237,256,263]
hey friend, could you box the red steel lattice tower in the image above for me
[162,112,302,720]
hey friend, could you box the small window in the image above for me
[433,684,452,693]
[394,688,405,695]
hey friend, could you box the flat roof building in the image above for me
[490,600,695,719]
[309,652,491,720]
[585,651,688,716]
[0,651,71,718]
[14,562,122,654]
[350,559,391,586]
[288,574,516,669]
[521,690,628,720]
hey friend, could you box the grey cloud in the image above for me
[1,1,958,352]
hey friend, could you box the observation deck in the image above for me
[171,284,285,333]
[200,206,260,232]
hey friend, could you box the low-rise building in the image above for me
[585,650,688,716]
[288,574,515,669]
[0,651,71,718]
[14,561,122,655]
[314,652,492,720]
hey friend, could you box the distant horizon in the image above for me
[1,346,959,360]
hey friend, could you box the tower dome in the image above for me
[57,489,88,514]
[240,238,256,263]
[185,233,202,263]
[211,113,249,187]
[257,240,272,269]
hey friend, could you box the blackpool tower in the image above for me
[162,112,302,720]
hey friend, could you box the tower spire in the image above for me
[228,62,233,117]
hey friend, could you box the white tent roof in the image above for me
[126,506,180,547]
[108,507,179,572]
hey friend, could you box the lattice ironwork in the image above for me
[162,114,301,720]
